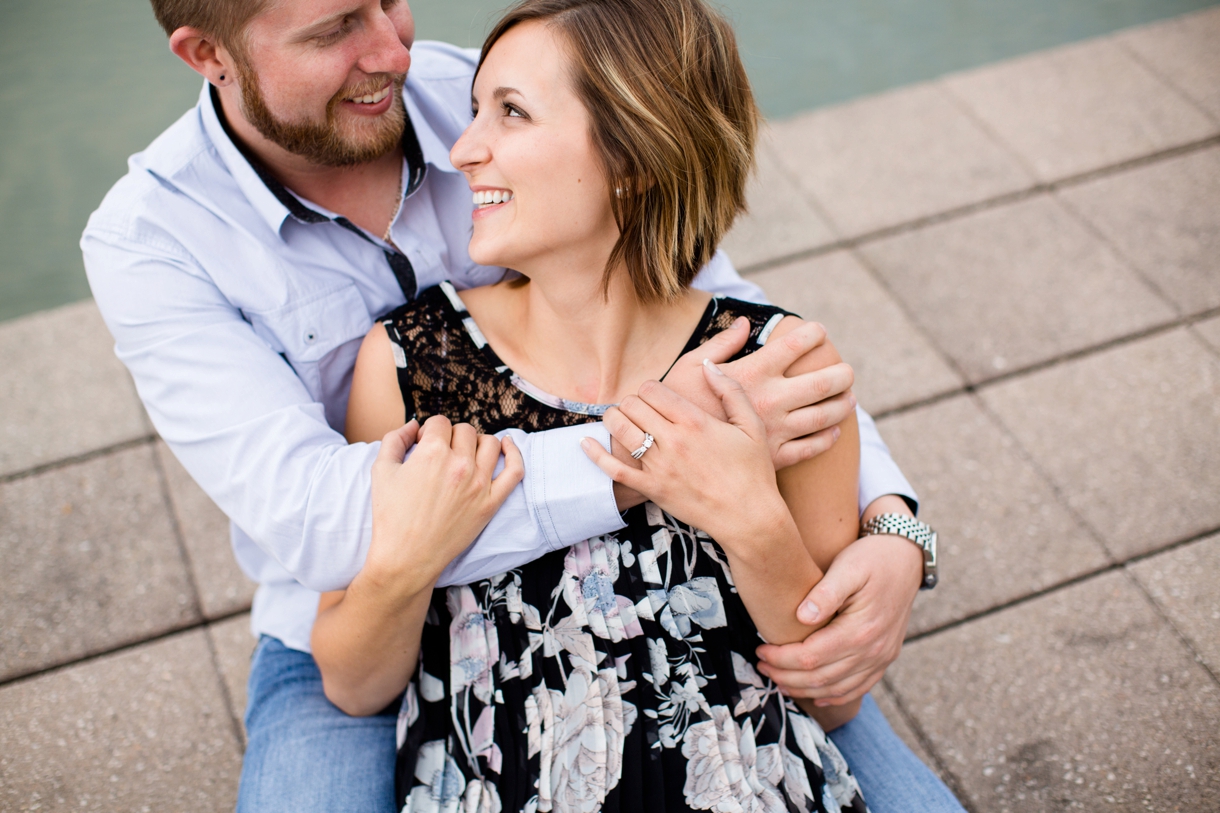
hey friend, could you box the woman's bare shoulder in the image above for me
[346,323,407,444]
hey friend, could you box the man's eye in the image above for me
[316,17,352,44]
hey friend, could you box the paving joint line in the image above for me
[0,606,252,692]
[148,442,248,747]
[1120,566,1220,692]
[0,434,158,485]
[869,304,1220,422]
[903,524,1220,646]
[737,133,1220,278]
[1116,33,1220,130]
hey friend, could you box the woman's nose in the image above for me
[450,117,491,172]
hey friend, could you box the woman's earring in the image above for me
[615,188,623,198]
[219,74,226,82]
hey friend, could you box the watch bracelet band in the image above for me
[860,513,939,590]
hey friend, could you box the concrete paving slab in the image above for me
[1194,315,1220,356]
[0,445,198,683]
[944,38,1217,183]
[1059,145,1220,315]
[1119,6,1220,121]
[877,396,1109,636]
[156,441,255,619]
[888,571,1220,811]
[1128,533,1220,677]
[0,300,148,478]
[750,251,963,414]
[980,328,1220,561]
[768,83,1032,238]
[871,681,940,778]
[0,630,242,812]
[859,195,1175,382]
[207,614,256,746]
[721,129,839,271]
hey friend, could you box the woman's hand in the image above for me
[364,415,525,590]
[583,359,790,548]
[582,361,826,665]
[311,415,523,716]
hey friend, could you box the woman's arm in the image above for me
[767,317,860,574]
[312,327,523,715]
[584,319,861,727]
[765,318,862,729]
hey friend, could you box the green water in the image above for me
[1,0,1216,323]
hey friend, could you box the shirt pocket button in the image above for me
[304,330,318,344]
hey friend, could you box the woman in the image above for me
[313,0,867,810]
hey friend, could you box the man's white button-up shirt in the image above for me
[82,42,915,653]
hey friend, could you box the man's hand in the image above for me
[753,506,923,706]
[664,317,857,468]
[611,316,857,509]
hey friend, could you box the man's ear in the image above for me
[169,27,236,87]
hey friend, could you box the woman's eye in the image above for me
[504,103,525,119]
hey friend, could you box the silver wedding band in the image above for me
[630,433,654,460]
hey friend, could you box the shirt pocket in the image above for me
[245,282,373,397]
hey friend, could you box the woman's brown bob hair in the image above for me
[477,0,759,303]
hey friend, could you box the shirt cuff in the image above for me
[857,405,920,516]
[523,422,627,550]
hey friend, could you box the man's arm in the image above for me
[82,229,623,592]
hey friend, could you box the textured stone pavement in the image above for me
[3,8,1218,811]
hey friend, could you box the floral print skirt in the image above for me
[395,503,869,813]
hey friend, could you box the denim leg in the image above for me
[829,694,966,813]
[237,637,398,813]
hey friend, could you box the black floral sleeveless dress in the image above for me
[381,282,868,813]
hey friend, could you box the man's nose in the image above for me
[357,12,412,76]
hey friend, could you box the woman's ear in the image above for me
[169,27,237,87]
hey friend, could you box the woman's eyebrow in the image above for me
[493,87,524,101]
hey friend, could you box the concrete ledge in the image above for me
[0,301,148,479]
[1,444,199,683]
[0,630,242,813]
[889,571,1220,810]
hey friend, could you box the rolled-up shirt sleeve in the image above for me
[437,424,622,585]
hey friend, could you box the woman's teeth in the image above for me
[349,86,391,105]
[473,190,514,207]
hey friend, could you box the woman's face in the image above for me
[450,21,619,274]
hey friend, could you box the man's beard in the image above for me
[236,60,406,168]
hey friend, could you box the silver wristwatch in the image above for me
[860,513,938,590]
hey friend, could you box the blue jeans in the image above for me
[238,637,964,812]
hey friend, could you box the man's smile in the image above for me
[346,85,393,105]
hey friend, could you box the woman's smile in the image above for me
[471,187,515,220]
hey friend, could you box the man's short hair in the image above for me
[149,0,269,54]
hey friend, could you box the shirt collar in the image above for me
[402,87,464,177]
[200,81,436,237]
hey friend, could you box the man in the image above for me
[82,0,961,810]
